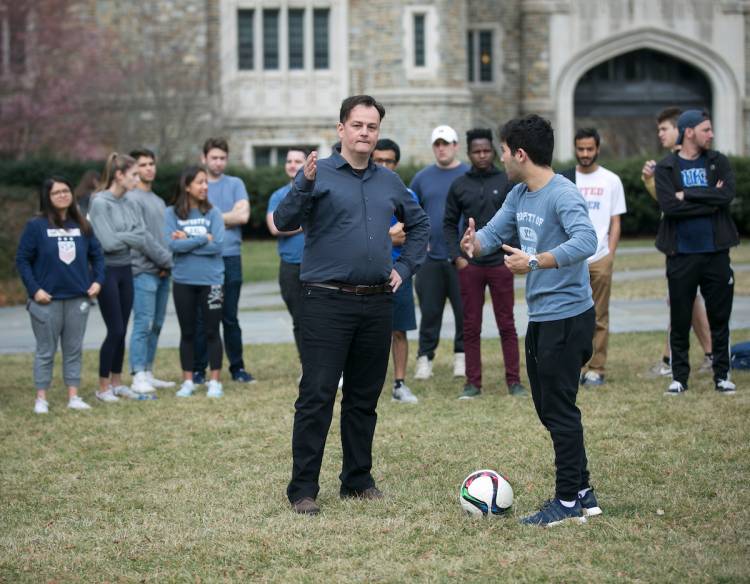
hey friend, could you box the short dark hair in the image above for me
[129,148,156,162]
[574,127,600,147]
[657,107,682,127]
[203,137,229,155]
[466,128,493,151]
[286,147,309,158]
[339,95,385,123]
[374,138,400,163]
[499,115,554,167]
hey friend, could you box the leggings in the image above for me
[98,265,134,378]
[173,282,223,372]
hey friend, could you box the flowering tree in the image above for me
[0,1,125,159]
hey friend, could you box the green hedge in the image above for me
[1,154,748,240]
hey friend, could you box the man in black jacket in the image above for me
[443,128,525,399]
[655,109,739,396]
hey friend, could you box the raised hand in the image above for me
[304,151,318,180]
[460,218,478,258]
[642,160,656,179]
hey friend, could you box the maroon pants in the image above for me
[458,263,520,388]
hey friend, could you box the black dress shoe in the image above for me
[340,486,384,500]
[291,497,320,515]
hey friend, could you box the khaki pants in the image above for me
[585,254,613,374]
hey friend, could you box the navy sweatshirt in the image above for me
[16,217,106,299]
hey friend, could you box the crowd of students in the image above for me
[16,141,252,413]
[16,105,738,416]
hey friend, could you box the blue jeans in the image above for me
[129,272,171,373]
[194,256,245,373]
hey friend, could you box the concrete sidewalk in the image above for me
[2,278,750,354]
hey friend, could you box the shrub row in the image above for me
[0,154,747,279]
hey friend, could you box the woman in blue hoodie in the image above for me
[165,165,226,398]
[16,176,105,414]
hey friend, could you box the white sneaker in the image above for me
[206,379,224,398]
[392,383,418,404]
[453,353,466,377]
[131,371,156,394]
[67,396,92,410]
[34,398,49,414]
[664,380,687,396]
[715,379,737,395]
[176,380,195,398]
[113,384,138,399]
[96,388,120,403]
[146,371,175,388]
[415,356,433,380]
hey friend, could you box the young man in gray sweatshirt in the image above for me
[127,149,175,393]
[461,115,600,527]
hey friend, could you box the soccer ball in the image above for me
[459,469,513,517]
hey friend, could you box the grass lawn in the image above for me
[241,240,279,283]
[2,332,749,582]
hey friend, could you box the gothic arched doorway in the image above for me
[573,49,712,158]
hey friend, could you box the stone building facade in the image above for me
[4,0,748,164]
[215,0,750,165]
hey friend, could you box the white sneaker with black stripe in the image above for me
[664,380,687,396]
[715,379,737,395]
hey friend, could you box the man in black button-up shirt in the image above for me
[274,95,429,514]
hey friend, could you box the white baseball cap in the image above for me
[431,125,459,145]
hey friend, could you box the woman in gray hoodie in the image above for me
[88,153,171,403]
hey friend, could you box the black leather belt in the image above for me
[305,281,392,295]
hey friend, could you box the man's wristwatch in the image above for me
[528,255,540,271]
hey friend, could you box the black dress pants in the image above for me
[667,250,734,387]
[287,286,393,503]
[525,307,595,501]
[414,258,464,359]
[278,260,303,358]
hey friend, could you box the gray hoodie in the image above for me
[88,190,171,269]
[127,188,173,275]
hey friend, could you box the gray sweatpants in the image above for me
[28,297,91,390]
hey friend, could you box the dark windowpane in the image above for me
[466,31,474,82]
[313,8,329,69]
[479,30,492,82]
[288,9,304,69]
[255,147,272,167]
[237,9,254,70]
[414,13,425,67]
[263,9,279,70]
[9,6,27,75]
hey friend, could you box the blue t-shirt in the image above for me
[410,163,470,260]
[164,206,226,286]
[268,183,305,264]
[476,175,597,322]
[391,187,420,262]
[677,155,715,254]
[208,175,248,257]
